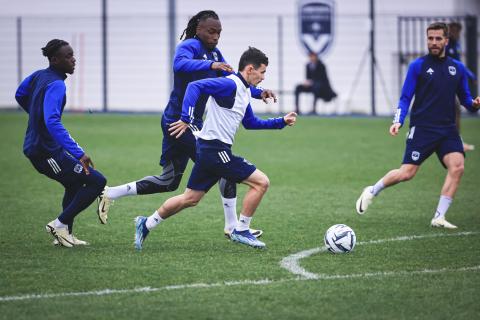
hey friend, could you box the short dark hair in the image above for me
[42,39,69,60]
[238,47,268,71]
[426,22,448,37]
[180,10,219,40]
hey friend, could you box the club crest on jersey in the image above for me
[411,151,420,161]
[448,66,456,75]
[298,0,335,56]
[212,51,219,61]
[203,54,208,60]
[74,164,83,174]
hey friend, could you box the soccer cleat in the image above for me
[230,229,266,249]
[53,234,89,246]
[431,217,458,229]
[134,216,150,250]
[97,186,113,224]
[224,228,263,239]
[356,186,374,215]
[46,221,74,248]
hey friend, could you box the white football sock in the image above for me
[222,196,238,233]
[235,214,252,232]
[106,182,137,200]
[146,210,164,230]
[434,195,452,219]
[54,218,67,229]
[371,179,385,196]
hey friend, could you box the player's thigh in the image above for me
[402,126,439,165]
[436,130,464,168]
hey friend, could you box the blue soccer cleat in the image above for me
[230,229,266,249]
[134,216,150,250]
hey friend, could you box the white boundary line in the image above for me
[1,231,479,303]
[280,231,480,279]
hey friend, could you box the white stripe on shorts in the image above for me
[218,152,229,163]
[47,158,61,174]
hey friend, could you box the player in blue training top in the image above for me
[133,47,297,250]
[355,22,480,229]
[98,10,275,239]
[15,39,107,247]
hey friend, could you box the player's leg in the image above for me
[230,169,269,248]
[219,179,264,239]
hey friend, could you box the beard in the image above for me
[428,45,444,57]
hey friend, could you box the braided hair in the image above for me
[41,39,69,60]
[180,10,219,40]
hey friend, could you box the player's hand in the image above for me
[169,120,190,138]
[79,154,94,175]
[284,112,297,126]
[211,62,233,73]
[260,89,277,103]
[472,96,480,109]
[389,123,401,136]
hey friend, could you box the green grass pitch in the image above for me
[0,112,479,319]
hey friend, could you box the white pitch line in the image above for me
[1,231,479,303]
[1,265,478,303]
[280,231,480,279]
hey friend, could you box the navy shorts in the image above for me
[160,115,197,171]
[29,150,106,189]
[187,139,256,192]
[402,126,464,166]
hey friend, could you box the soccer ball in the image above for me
[324,224,356,254]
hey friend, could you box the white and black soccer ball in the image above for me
[324,224,356,254]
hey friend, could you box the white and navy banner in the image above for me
[297,0,335,56]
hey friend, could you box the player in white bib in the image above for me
[134,47,297,249]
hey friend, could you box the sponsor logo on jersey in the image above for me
[411,151,420,161]
[448,66,456,75]
[426,68,434,75]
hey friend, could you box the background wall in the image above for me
[0,0,479,115]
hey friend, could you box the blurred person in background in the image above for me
[294,52,337,115]
[446,21,477,151]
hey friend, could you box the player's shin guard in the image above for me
[136,161,183,195]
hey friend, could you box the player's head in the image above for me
[42,39,76,74]
[426,22,448,57]
[448,21,462,41]
[238,47,269,86]
[180,10,221,50]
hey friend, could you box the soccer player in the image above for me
[15,39,107,247]
[133,47,297,250]
[97,10,275,239]
[355,22,480,229]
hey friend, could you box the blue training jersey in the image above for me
[162,37,263,129]
[15,67,84,159]
[394,54,477,128]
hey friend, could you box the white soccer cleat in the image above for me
[97,186,113,224]
[46,221,74,248]
[224,228,263,239]
[53,234,89,246]
[431,217,458,229]
[356,186,374,215]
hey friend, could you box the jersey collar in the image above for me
[236,72,249,88]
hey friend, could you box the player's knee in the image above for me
[399,169,416,181]
[450,163,464,177]
[257,174,270,194]
[183,193,202,207]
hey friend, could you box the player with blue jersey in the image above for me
[356,22,480,229]
[98,11,275,239]
[15,39,107,247]
[133,47,297,249]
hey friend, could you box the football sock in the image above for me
[371,179,385,196]
[146,210,164,230]
[54,218,67,229]
[434,195,452,219]
[235,214,252,232]
[222,196,238,232]
[106,182,137,200]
